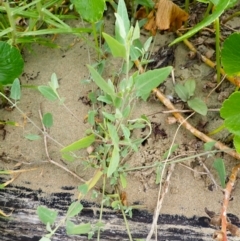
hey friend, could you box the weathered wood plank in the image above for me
[0,181,239,241]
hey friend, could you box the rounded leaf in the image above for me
[220,92,240,135]
[71,0,105,23]
[0,42,24,85]
[222,33,240,76]
[187,97,208,116]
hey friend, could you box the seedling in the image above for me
[174,79,208,115]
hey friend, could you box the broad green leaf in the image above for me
[38,86,58,101]
[107,146,120,177]
[66,220,91,235]
[71,0,105,22]
[0,41,24,85]
[135,67,172,101]
[170,0,230,45]
[115,0,130,43]
[25,134,41,141]
[220,92,240,136]
[37,206,58,225]
[67,202,83,218]
[174,83,189,101]
[184,79,196,97]
[234,135,240,153]
[10,78,21,100]
[188,97,208,115]
[61,134,95,152]
[222,33,240,76]
[43,113,53,128]
[87,65,116,98]
[213,158,226,188]
[227,0,239,9]
[102,33,126,59]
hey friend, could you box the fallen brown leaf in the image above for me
[136,0,189,35]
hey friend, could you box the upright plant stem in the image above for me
[185,0,189,13]
[215,17,221,83]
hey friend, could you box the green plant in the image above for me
[174,79,208,115]
[0,0,91,47]
[34,0,172,239]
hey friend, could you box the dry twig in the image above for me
[176,30,240,87]
[38,108,87,183]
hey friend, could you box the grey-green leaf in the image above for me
[174,83,189,102]
[10,78,21,100]
[135,67,172,101]
[187,97,208,116]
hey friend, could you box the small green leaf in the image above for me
[102,112,115,122]
[87,65,116,98]
[38,86,58,101]
[78,184,89,195]
[120,173,127,188]
[25,134,41,141]
[222,33,240,76]
[102,33,126,59]
[204,141,216,151]
[135,67,172,101]
[43,113,53,128]
[67,202,83,218]
[39,238,51,241]
[88,110,97,126]
[37,206,58,225]
[213,158,226,188]
[49,73,59,91]
[97,95,113,104]
[61,134,95,152]
[107,123,119,146]
[107,146,120,177]
[66,220,91,235]
[220,92,240,136]
[174,84,189,101]
[10,78,21,100]
[115,0,130,43]
[184,79,196,97]
[188,97,208,116]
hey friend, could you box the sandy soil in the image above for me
[1,5,240,240]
